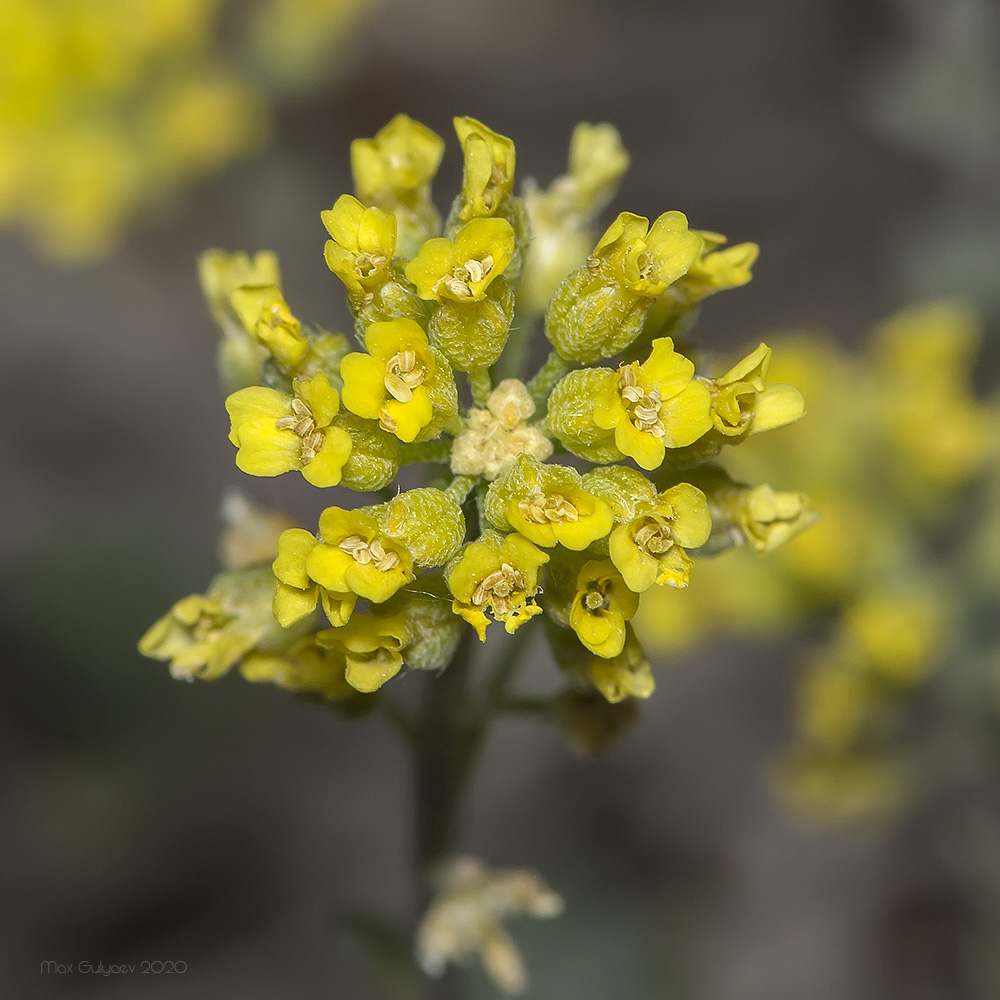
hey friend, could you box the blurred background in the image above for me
[2,0,999,997]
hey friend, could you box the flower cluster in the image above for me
[141,113,811,728]
[0,0,376,261]
[636,302,1000,821]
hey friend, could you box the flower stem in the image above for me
[527,350,574,408]
[400,441,452,465]
[468,366,492,407]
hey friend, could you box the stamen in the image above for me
[472,563,526,619]
[338,534,401,572]
[517,491,579,525]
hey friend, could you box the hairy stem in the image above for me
[400,440,453,465]
[527,350,575,407]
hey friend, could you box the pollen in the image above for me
[338,535,401,572]
[472,562,526,618]
[619,364,666,438]
[384,349,425,402]
[633,518,673,554]
[517,491,579,524]
[275,397,326,463]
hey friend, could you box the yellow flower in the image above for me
[305,506,414,604]
[707,343,805,438]
[225,372,353,486]
[322,193,397,301]
[271,526,356,627]
[587,625,655,703]
[592,337,712,469]
[589,211,703,298]
[241,637,355,702]
[675,235,759,303]
[569,559,640,658]
[340,318,451,442]
[448,532,549,640]
[229,284,308,370]
[317,612,411,693]
[351,113,445,205]
[454,117,516,221]
[609,482,711,591]
[417,856,562,996]
[405,217,515,303]
[487,455,613,551]
[794,659,879,750]
[773,749,908,823]
[724,483,817,554]
[138,565,279,681]
[198,248,281,325]
[842,592,943,686]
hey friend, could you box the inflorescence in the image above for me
[141,113,813,735]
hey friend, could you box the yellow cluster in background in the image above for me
[635,302,1000,821]
[0,0,376,261]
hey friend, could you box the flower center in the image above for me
[632,517,673,555]
[472,562,525,618]
[275,397,326,464]
[435,255,494,299]
[338,534,401,572]
[634,249,654,281]
[582,580,611,613]
[354,251,388,279]
[480,162,507,211]
[517,491,579,524]
[384,349,426,402]
[618,364,665,438]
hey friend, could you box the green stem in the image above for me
[413,630,476,1000]
[468,366,492,407]
[400,441,452,465]
[444,475,478,504]
[527,350,574,407]
[495,315,531,383]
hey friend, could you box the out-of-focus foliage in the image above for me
[636,302,1000,821]
[0,0,376,262]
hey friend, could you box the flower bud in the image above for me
[333,414,400,490]
[378,488,466,567]
[545,369,624,464]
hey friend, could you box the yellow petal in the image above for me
[233,422,301,476]
[638,338,695,395]
[295,372,339,427]
[273,528,317,588]
[273,581,318,626]
[383,389,434,443]
[658,483,712,548]
[346,654,402,693]
[659,380,713,448]
[226,386,290,443]
[300,426,352,487]
[320,194,365,250]
[750,383,805,434]
[340,352,389,419]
